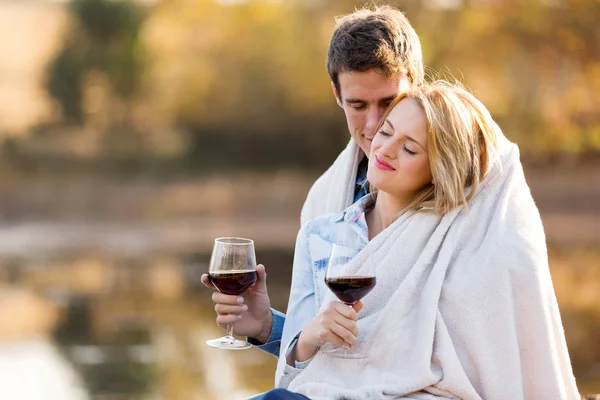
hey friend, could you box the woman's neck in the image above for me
[366,191,409,240]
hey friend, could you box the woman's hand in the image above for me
[290,301,364,364]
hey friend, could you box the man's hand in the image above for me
[201,264,273,343]
[291,301,363,363]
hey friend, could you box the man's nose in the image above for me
[365,107,384,134]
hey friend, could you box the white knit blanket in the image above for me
[300,139,363,226]
[287,133,579,399]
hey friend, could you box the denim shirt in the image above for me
[250,167,370,357]
[354,156,369,202]
[274,194,373,386]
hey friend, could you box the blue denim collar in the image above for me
[338,193,375,242]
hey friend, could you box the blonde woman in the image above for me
[262,82,579,400]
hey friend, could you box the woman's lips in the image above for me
[374,155,395,171]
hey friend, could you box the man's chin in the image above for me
[359,141,371,156]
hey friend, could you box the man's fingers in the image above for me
[212,292,244,305]
[215,303,248,315]
[201,274,216,290]
[255,264,267,289]
[216,314,242,327]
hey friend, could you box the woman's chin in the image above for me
[367,174,387,190]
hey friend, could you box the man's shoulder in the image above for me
[305,160,338,194]
[301,211,345,236]
[298,212,350,262]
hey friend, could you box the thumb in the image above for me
[255,264,267,287]
[200,273,216,291]
[352,300,364,313]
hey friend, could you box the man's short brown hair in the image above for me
[327,5,424,94]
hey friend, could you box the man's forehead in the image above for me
[338,70,404,102]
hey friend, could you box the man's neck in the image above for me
[366,191,409,240]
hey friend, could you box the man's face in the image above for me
[333,69,410,157]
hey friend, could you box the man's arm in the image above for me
[247,308,285,357]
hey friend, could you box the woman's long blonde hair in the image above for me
[373,80,498,215]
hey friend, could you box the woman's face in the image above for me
[367,98,433,202]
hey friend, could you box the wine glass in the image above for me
[323,243,376,359]
[206,237,257,350]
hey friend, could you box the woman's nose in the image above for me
[378,140,399,160]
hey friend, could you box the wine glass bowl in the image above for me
[206,237,257,350]
[324,276,376,305]
[209,270,257,295]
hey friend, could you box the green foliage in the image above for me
[42,0,600,166]
[409,0,600,160]
[47,43,85,123]
[45,0,146,123]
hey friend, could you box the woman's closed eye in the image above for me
[403,146,417,155]
[378,129,392,137]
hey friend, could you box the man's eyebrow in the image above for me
[344,96,396,104]
[380,96,396,103]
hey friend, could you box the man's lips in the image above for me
[374,155,395,171]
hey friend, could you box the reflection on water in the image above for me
[0,249,293,400]
[0,246,599,398]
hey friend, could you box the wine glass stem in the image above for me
[225,324,235,341]
[344,302,355,350]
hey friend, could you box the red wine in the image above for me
[325,276,376,305]
[209,270,257,295]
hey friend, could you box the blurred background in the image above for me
[0,0,598,398]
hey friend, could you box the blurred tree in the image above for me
[409,0,600,160]
[144,0,350,170]
[39,0,600,167]
[45,0,147,125]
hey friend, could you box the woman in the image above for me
[267,81,579,399]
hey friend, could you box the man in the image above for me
[200,3,424,392]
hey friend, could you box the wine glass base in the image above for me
[320,343,367,359]
[206,337,252,350]
[326,351,367,359]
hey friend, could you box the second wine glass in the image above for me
[323,244,376,359]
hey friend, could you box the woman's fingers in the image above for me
[333,302,359,321]
[352,300,364,314]
[333,313,358,338]
[318,303,359,347]
[302,301,361,350]
[326,322,357,347]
